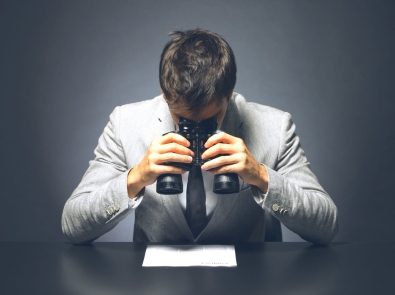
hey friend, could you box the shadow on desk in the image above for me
[60,243,341,295]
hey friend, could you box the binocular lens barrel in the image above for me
[213,173,240,194]
[156,174,183,194]
[156,172,239,195]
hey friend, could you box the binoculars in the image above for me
[156,116,240,195]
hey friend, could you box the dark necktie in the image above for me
[186,166,208,238]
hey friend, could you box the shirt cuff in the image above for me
[251,163,270,208]
[127,187,145,209]
[251,185,268,207]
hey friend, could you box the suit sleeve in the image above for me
[61,107,140,244]
[260,112,339,244]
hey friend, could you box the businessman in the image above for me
[62,29,338,244]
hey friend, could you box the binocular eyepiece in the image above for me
[156,116,240,195]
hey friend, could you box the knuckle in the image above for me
[149,144,160,154]
[152,138,161,146]
[148,163,157,173]
[219,156,227,164]
[218,143,229,153]
[148,154,157,162]
[235,154,246,165]
[239,143,246,151]
[164,153,173,161]
[163,132,173,139]
[164,165,174,173]
[181,146,191,154]
[222,166,230,173]
[211,144,220,154]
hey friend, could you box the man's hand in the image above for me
[201,132,268,194]
[127,133,193,199]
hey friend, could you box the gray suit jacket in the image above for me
[62,93,339,244]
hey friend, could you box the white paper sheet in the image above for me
[142,245,237,267]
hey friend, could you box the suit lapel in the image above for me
[161,193,195,242]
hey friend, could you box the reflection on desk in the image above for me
[0,242,394,295]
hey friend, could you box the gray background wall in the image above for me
[1,0,394,242]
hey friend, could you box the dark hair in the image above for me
[159,29,237,115]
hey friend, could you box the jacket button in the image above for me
[114,203,120,211]
[272,204,279,212]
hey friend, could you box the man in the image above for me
[62,29,338,245]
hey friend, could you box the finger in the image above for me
[201,143,235,159]
[204,132,240,148]
[155,153,193,165]
[201,154,239,171]
[157,165,187,175]
[158,133,191,147]
[158,142,194,156]
[205,163,241,175]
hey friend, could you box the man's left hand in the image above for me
[201,132,268,194]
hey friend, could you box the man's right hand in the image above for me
[126,133,193,199]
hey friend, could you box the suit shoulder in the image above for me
[232,92,287,122]
[117,95,163,115]
[107,95,166,123]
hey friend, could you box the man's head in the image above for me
[159,29,237,124]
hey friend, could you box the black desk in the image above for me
[0,242,394,295]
